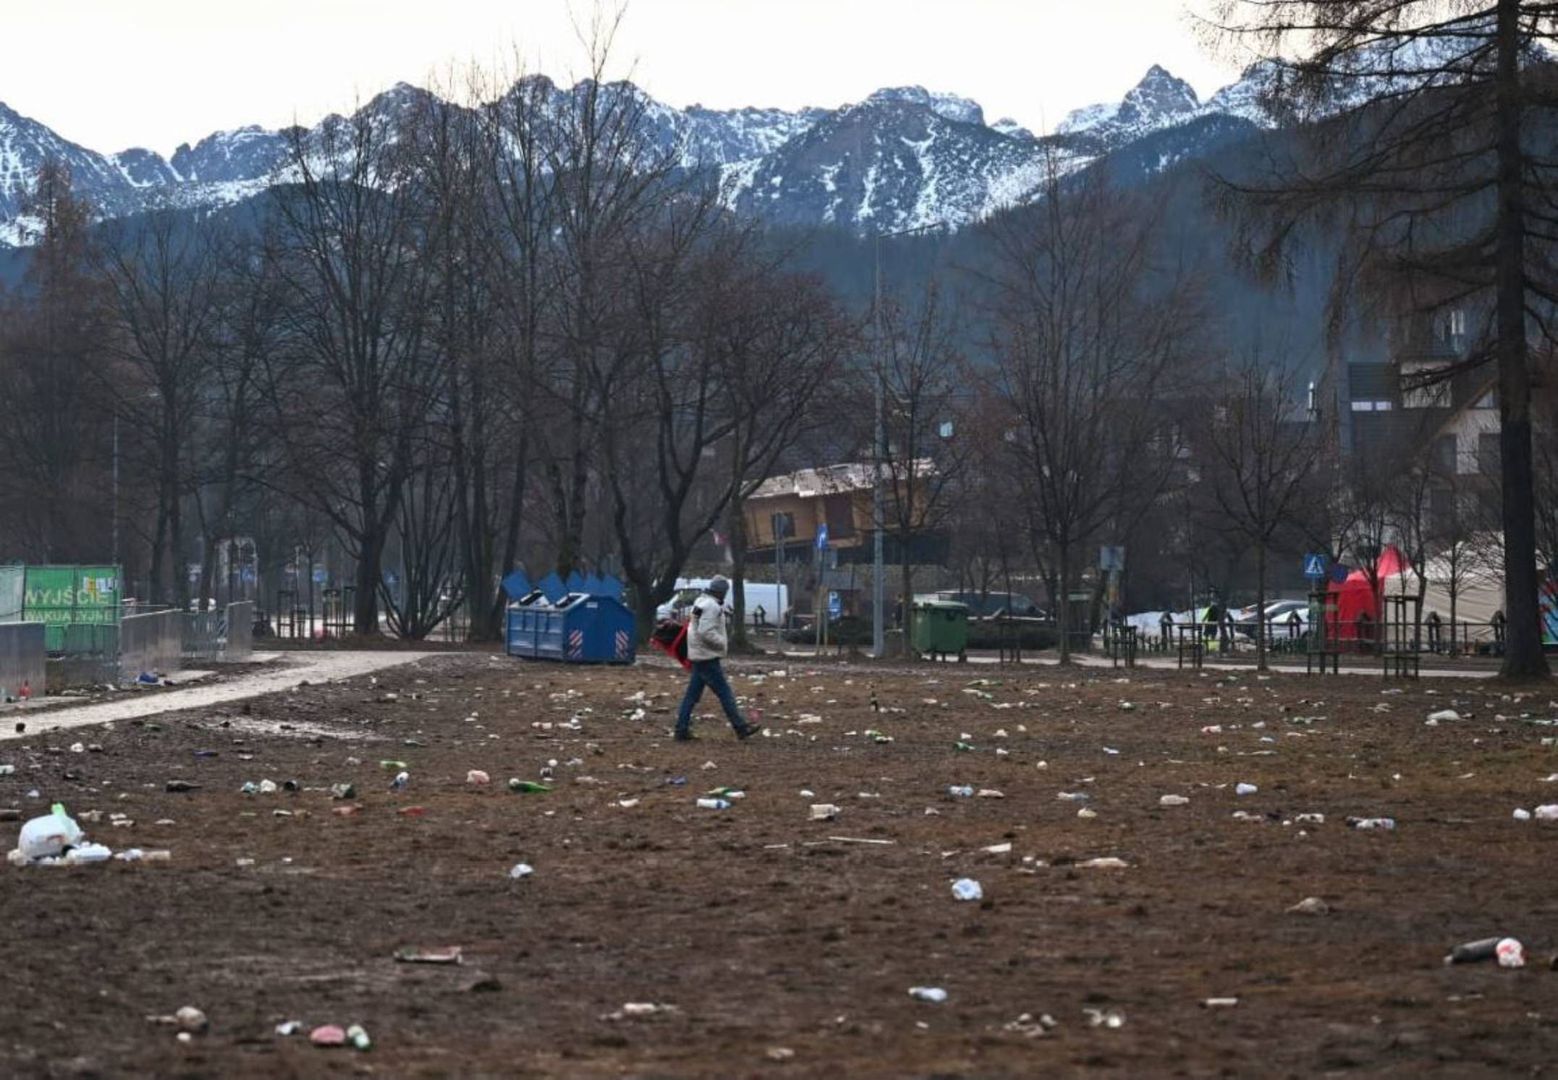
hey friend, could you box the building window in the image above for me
[823,494,856,539]
[1350,400,1394,412]
[1477,432,1501,476]
[1433,435,1456,473]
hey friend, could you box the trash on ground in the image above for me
[395,946,463,964]
[1203,997,1239,1008]
[1159,795,1189,807]
[1084,1007,1126,1028]
[1445,937,1505,965]
[508,862,534,879]
[696,797,731,810]
[466,770,490,785]
[809,804,839,820]
[908,986,948,1003]
[1076,857,1129,869]
[1287,896,1330,916]
[1347,817,1396,830]
[17,803,83,861]
[951,877,983,901]
[1235,783,1258,796]
[1498,938,1526,968]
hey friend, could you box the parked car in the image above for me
[929,591,1045,618]
[654,579,790,625]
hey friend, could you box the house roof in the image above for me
[750,463,877,500]
[749,460,937,501]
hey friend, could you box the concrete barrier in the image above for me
[0,623,45,700]
[119,611,182,682]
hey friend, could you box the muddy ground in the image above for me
[1,653,1557,1078]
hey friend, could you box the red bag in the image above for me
[650,619,691,671]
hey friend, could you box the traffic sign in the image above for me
[312,568,328,585]
[1303,553,1328,578]
[828,590,842,619]
[1098,546,1125,572]
[815,523,829,550]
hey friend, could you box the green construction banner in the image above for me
[23,566,122,650]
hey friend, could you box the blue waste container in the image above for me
[506,592,636,664]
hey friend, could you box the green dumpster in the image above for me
[911,600,969,658]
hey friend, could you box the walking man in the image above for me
[676,577,762,742]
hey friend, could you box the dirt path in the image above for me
[0,651,440,741]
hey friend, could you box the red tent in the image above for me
[1326,547,1408,644]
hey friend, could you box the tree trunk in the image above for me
[354,531,381,635]
[1056,540,1072,665]
[1495,0,1549,677]
[1255,536,1268,672]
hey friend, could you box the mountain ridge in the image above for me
[0,63,1277,246]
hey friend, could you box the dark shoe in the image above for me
[736,724,763,741]
[674,731,697,742]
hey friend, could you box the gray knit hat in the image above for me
[707,576,730,600]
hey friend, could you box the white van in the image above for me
[656,578,790,626]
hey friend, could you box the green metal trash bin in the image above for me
[911,600,969,658]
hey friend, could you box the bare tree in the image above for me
[1210,0,1558,675]
[873,280,970,647]
[259,96,438,635]
[94,210,225,607]
[982,162,1206,662]
[1194,358,1321,668]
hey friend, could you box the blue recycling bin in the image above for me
[506,592,637,664]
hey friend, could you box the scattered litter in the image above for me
[1535,805,1558,821]
[983,842,1012,854]
[1287,896,1330,916]
[975,789,1005,799]
[1076,857,1128,869]
[947,785,974,798]
[1498,938,1526,968]
[466,770,490,785]
[394,946,463,964]
[1347,817,1396,831]
[766,1046,796,1062]
[1203,997,1239,1008]
[1235,783,1258,796]
[1077,807,1097,819]
[908,986,948,1003]
[1427,709,1461,723]
[1083,1007,1126,1028]
[696,797,731,810]
[1514,808,1533,821]
[1159,795,1189,807]
[809,804,840,821]
[508,863,534,879]
[951,878,983,902]
[275,1021,302,1036]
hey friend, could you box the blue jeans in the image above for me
[677,659,747,735]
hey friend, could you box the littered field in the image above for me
[2,653,1558,1079]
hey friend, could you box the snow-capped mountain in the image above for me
[0,61,1300,247]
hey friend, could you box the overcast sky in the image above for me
[1,0,1253,157]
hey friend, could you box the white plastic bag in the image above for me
[18,803,84,861]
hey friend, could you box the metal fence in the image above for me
[226,601,253,659]
[119,611,183,681]
[0,623,44,700]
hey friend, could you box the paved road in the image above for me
[0,651,438,742]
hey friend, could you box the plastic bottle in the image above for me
[390,771,410,791]
[508,779,552,794]
[1445,937,1501,964]
[947,785,974,798]
[696,797,731,810]
[64,843,112,864]
[908,986,948,1003]
[346,1024,371,1050]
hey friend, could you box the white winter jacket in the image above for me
[686,595,729,661]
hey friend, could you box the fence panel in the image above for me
[0,567,23,623]
[226,602,253,659]
[119,611,182,681]
[0,623,44,699]
[183,610,225,662]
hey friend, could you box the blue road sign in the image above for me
[312,568,328,585]
[828,590,842,619]
[1303,553,1328,578]
[815,523,829,550]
